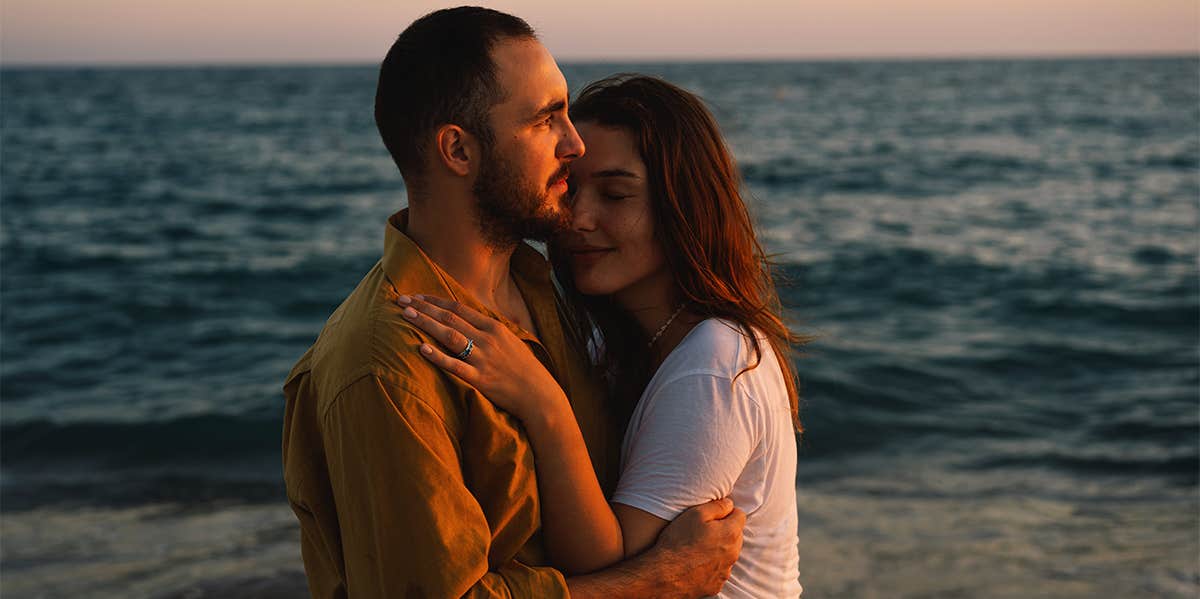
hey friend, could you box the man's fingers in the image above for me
[690,497,735,521]
[416,294,497,332]
[719,507,747,549]
[723,506,747,527]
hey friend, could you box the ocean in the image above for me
[1,58,1197,597]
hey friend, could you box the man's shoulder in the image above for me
[283,261,459,422]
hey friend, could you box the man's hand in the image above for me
[650,497,746,597]
[564,498,745,599]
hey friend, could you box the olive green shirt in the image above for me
[283,210,619,598]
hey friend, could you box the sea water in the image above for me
[2,58,1197,597]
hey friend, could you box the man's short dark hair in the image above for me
[375,6,536,184]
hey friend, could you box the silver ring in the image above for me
[455,338,474,360]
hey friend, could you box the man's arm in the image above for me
[567,498,746,599]
[322,375,568,598]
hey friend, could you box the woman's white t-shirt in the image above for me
[611,319,802,598]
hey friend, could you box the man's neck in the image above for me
[405,203,519,315]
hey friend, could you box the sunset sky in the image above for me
[2,0,1197,64]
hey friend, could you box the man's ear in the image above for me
[434,125,476,177]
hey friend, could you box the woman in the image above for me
[400,75,805,597]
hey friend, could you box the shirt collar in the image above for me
[381,209,556,344]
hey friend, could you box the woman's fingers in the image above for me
[415,294,497,332]
[395,293,484,383]
[405,296,474,331]
[418,343,480,384]
[397,296,476,355]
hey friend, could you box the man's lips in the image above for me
[549,167,570,190]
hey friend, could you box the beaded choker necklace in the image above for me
[647,303,686,348]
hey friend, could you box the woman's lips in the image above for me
[569,247,614,267]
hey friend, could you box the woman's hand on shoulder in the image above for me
[394,293,568,421]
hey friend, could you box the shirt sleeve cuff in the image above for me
[610,492,687,522]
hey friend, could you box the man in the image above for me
[282,7,744,598]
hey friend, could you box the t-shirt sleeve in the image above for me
[611,372,761,521]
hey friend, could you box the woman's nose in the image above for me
[570,194,597,232]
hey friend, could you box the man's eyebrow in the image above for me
[531,99,566,120]
[593,169,640,179]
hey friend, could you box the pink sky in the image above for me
[2,0,1197,64]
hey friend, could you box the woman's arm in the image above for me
[520,391,631,572]
[523,396,681,569]
[396,294,666,573]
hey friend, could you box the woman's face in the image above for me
[561,122,670,305]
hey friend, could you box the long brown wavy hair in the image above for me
[553,74,809,432]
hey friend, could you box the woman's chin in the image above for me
[573,278,614,297]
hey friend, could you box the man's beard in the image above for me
[473,145,570,248]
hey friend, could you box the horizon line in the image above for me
[2,50,1196,69]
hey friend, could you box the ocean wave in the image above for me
[739,149,1056,195]
[778,248,1197,332]
[2,414,282,466]
[1,471,286,512]
[964,450,1199,483]
[1002,293,1199,333]
[963,339,1195,375]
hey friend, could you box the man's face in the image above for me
[472,39,584,246]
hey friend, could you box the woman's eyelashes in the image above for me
[601,186,635,201]
[564,178,634,203]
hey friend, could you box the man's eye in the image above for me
[539,115,554,127]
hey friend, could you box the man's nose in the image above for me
[558,117,585,160]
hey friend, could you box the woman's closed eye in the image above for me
[603,190,634,201]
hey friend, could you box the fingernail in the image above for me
[403,307,417,318]
[413,294,424,301]
[397,294,411,304]
[420,344,433,355]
